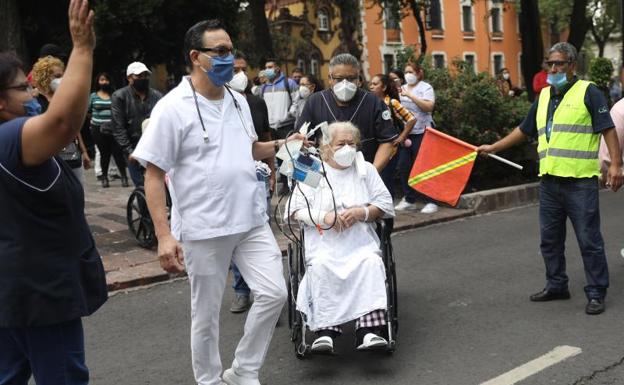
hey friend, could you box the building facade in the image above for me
[362,0,524,86]
[267,1,524,87]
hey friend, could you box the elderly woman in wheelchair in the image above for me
[286,121,395,353]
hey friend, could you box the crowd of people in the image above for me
[3,1,624,385]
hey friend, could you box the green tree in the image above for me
[588,56,614,104]
[589,0,621,57]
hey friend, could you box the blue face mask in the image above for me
[23,98,42,116]
[547,72,568,89]
[264,68,276,81]
[201,54,234,87]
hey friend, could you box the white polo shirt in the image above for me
[132,77,267,241]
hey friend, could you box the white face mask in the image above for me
[228,71,248,93]
[332,144,357,167]
[405,73,418,85]
[502,73,510,80]
[299,86,312,99]
[332,79,358,102]
[50,77,62,93]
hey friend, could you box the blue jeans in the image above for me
[0,318,88,385]
[231,262,251,296]
[539,176,608,299]
[128,160,144,187]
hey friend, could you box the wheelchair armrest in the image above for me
[375,218,393,241]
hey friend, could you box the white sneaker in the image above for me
[394,198,417,211]
[222,368,261,385]
[420,203,439,214]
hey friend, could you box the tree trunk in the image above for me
[0,0,25,56]
[409,0,427,57]
[567,0,590,52]
[519,0,544,102]
[335,0,362,59]
[248,0,275,63]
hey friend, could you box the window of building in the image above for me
[385,1,401,30]
[432,53,446,69]
[297,58,306,74]
[383,54,395,74]
[427,0,443,30]
[464,53,477,74]
[317,9,330,31]
[492,53,504,75]
[490,1,503,33]
[310,57,320,76]
[461,0,474,32]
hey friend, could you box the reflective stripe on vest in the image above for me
[535,80,600,178]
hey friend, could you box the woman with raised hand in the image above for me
[0,1,107,383]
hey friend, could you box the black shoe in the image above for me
[529,289,571,302]
[96,174,104,181]
[101,177,110,188]
[278,186,290,196]
[120,176,129,187]
[585,298,605,315]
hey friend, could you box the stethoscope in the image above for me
[186,76,255,143]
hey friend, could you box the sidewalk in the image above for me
[84,172,532,291]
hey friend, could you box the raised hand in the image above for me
[68,0,96,50]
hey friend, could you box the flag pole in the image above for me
[425,127,523,171]
[487,153,523,170]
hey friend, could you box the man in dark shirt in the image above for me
[111,61,162,187]
[478,42,623,315]
[295,53,398,173]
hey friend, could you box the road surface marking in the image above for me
[480,345,582,385]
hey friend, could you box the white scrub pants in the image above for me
[183,223,287,385]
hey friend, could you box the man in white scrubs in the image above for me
[133,20,300,385]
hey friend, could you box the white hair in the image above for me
[329,53,361,71]
[320,121,360,148]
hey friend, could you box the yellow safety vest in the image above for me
[535,80,600,178]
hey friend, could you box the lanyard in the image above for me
[320,90,367,123]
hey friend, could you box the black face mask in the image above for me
[98,84,112,93]
[132,78,149,93]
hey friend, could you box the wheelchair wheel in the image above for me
[287,239,307,359]
[126,188,157,249]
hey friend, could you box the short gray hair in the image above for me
[321,122,361,146]
[329,53,360,71]
[548,42,578,63]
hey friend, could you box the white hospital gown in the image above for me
[287,157,395,330]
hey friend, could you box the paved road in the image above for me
[82,191,624,385]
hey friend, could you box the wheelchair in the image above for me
[286,219,398,358]
[126,185,171,249]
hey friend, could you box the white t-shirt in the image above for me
[400,80,435,135]
[132,77,267,241]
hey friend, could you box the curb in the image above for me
[106,182,540,292]
[457,182,539,213]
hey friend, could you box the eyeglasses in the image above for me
[3,83,33,92]
[196,46,233,58]
[330,75,359,82]
[544,60,571,68]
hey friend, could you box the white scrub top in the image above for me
[133,77,267,241]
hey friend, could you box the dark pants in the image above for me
[397,133,432,204]
[539,176,608,300]
[0,318,88,385]
[274,125,294,190]
[380,153,399,198]
[91,125,127,179]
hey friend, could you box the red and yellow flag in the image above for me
[408,128,477,206]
